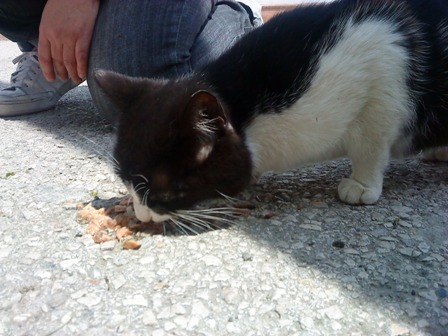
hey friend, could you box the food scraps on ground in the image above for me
[77,197,164,249]
[77,196,256,248]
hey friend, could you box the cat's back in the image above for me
[203,0,448,152]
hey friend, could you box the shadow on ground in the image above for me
[4,89,448,335]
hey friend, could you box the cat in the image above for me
[94,0,448,223]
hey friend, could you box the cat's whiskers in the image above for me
[216,191,242,204]
[142,189,150,207]
[161,205,239,235]
[184,212,236,225]
[79,134,119,167]
[170,217,202,235]
[172,213,217,231]
[132,174,149,183]
[133,182,147,194]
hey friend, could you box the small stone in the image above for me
[100,240,116,251]
[173,303,187,315]
[142,310,158,326]
[398,248,414,257]
[202,255,222,266]
[435,288,448,298]
[13,314,31,323]
[173,316,188,328]
[299,224,322,231]
[300,316,314,329]
[214,271,230,282]
[371,212,386,221]
[442,298,448,310]
[48,292,68,308]
[331,321,342,331]
[344,248,360,255]
[164,321,176,331]
[157,307,173,320]
[61,312,72,324]
[191,300,210,318]
[222,287,240,304]
[60,258,80,270]
[0,247,12,258]
[419,290,438,302]
[77,293,101,307]
[391,206,413,213]
[139,256,155,265]
[431,253,445,262]
[417,242,430,253]
[417,319,429,328]
[439,317,448,327]
[241,252,253,261]
[71,288,88,300]
[390,323,410,336]
[319,305,344,320]
[398,220,412,228]
[226,322,240,333]
[111,274,126,290]
[123,294,148,307]
[186,316,200,331]
[152,329,165,336]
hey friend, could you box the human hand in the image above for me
[38,0,100,83]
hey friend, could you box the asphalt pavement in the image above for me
[1,39,447,336]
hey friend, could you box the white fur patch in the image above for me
[196,144,213,164]
[129,187,172,223]
[246,20,412,172]
[245,19,415,204]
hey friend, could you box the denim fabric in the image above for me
[0,0,46,49]
[87,0,258,123]
[0,1,258,123]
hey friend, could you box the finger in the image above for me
[62,43,81,83]
[75,37,90,81]
[50,42,69,81]
[38,37,56,82]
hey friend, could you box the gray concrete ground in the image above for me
[0,39,447,336]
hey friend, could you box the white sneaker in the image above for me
[0,51,77,117]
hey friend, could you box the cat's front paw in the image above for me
[337,178,381,205]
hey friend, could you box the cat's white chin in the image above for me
[128,186,172,223]
[132,196,172,223]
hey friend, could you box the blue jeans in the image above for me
[0,0,259,123]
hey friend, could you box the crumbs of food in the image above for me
[122,240,142,250]
[78,196,254,244]
[77,197,152,246]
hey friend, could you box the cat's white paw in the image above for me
[337,178,381,205]
[423,147,448,162]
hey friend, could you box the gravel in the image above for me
[1,39,447,336]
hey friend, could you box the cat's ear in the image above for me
[93,70,144,110]
[185,90,231,164]
[186,90,228,131]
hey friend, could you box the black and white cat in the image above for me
[95,0,448,223]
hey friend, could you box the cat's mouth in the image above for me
[132,196,172,223]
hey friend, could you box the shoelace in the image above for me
[9,51,41,89]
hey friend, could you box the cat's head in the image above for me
[94,70,252,222]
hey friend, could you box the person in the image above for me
[0,0,262,123]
